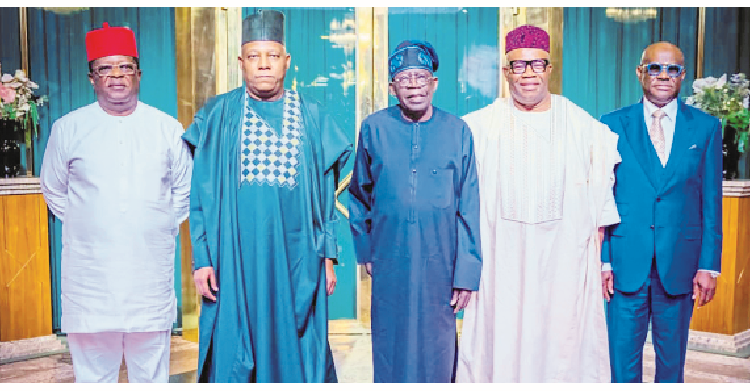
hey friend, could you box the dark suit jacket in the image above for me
[600,99,722,295]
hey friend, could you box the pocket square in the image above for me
[689,144,698,150]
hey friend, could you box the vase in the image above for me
[723,124,742,180]
[0,119,22,178]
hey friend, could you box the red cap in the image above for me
[505,25,550,53]
[85,22,138,62]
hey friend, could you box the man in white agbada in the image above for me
[40,23,192,382]
[456,25,621,382]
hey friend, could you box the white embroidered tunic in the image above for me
[456,95,620,382]
[40,102,193,333]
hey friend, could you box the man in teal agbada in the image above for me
[185,10,352,382]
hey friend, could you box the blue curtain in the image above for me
[387,7,500,117]
[0,7,21,73]
[562,7,698,120]
[26,7,179,331]
[242,7,359,319]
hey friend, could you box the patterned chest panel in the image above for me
[240,90,304,188]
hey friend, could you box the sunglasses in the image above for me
[641,63,684,78]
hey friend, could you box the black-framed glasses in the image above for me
[507,59,550,74]
[641,63,684,78]
[92,63,137,77]
[392,73,433,87]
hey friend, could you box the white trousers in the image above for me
[67,331,171,383]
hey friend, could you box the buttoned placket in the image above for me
[116,116,129,213]
[410,122,421,224]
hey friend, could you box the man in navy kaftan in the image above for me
[185,10,352,382]
[349,40,482,383]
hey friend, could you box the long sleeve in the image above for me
[319,111,353,260]
[183,111,212,271]
[452,124,483,291]
[348,123,374,264]
[40,121,69,221]
[170,123,193,226]
[699,118,723,272]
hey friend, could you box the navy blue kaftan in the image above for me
[349,106,482,382]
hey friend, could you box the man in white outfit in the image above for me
[40,22,192,383]
[456,25,620,382]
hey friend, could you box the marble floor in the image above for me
[1,319,748,383]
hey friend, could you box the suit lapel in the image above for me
[659,101,697,191]
[621,102,662,190]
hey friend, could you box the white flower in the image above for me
[1,73,12,83]
[715,74,727,90]
[685,96,695,105]
[744,95,749,109]
[693,76,718,93]
[19,102,30,112]
[28,81,38,89]
[14,69,26,81]
[8,81,22,89]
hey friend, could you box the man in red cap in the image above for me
[455,25,620,382]
[40,23,193,382]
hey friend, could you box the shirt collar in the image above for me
[643,96,678,121]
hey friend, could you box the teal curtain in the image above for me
[242,7,358,320]
[704,7,750,78]
[387,7,500,117]
[0,7,21,72]
[562,7,698,120]
[26,7,179,331]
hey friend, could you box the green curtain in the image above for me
[387,7,500,117]
[242,7,358,320]
[562,7,698,120]
[26,7,179,331]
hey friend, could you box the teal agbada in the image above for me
[183,87,352,382]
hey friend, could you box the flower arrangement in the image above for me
[686,73,750,153]
[0,62,47,145]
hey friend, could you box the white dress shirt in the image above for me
[40,102,193,333]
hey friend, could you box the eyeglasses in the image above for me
[92,63,137,77]
[392,73,433,87]
[507,59,550,74]
[641,63,684,78]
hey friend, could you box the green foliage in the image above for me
[686,73,750,153]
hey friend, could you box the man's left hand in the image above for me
[325,258,337,296]
[451,289,473,314]
[693,271,717,307]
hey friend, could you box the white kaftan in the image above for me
[456,95,620,382]
[40,102,192,334]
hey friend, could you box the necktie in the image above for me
[650,109,666,166]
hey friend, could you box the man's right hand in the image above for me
[602,270,614,302]
[365,262,372,276]
[194,266,218,302]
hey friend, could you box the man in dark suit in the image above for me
[600,41,723,383]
